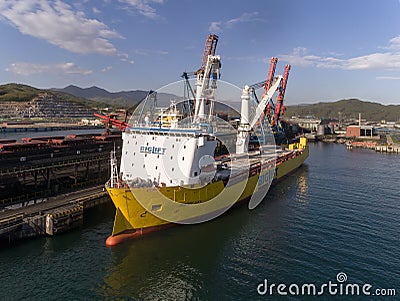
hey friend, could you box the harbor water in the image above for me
[1,143,399,300]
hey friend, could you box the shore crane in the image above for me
[236,58,291,154]
[94,111,130,131]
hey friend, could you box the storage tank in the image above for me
[317,124,325,136]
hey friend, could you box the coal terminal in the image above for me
[0,131,122,244]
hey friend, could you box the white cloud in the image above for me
[134,48,168,55]
[389,36,400,50]
[279,37,400,71]
[92,6,101,14]
[208,12,262,33]
[344,53,400,70]
[0,0,122,55]
[376,76,400,80]
[208,21,222,33]
[101,66,113,72]
[118,0,164,19]
[120,58,135,64]
[226,12,260,28]
[278,47,318,67]
[5,62,93,75]
[379,35,400,51]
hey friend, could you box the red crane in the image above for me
[263,57,278,93]
[262,57,278,119]
[200,34,219,71]
[94,112,130,131]
[274,64,290,124]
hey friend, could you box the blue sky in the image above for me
[1,0,400,105]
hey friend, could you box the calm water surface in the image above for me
[1,143,399,300]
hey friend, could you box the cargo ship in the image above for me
[98,35,309,246]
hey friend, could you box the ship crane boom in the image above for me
[236,57,291,154]
[274,64,291,123]
[193,34,220,122]
[235,76,282,154]
[249,75,282,129]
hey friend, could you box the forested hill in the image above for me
[285,99,400,121]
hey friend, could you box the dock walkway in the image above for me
[0,185,109,241]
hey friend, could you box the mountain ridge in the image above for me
[0,83,102,120]
[2,83,399,121]
[285,98,400,121]
[53,85,149,107]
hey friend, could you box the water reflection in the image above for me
[98,215,247,300]
[295,166,309,207]
[97,164,311,300]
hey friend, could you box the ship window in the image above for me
[143,164,145,168]
[145,154,147,157]
[135,141,137,145]
[170,180,172,183]
[125,151,128,155]
[172,168,174,172]
[170,156,173,160]
[155,166,158,170]
[146,142,149,146]
[127,141,129,144]
[134,152,135,156]
[132,163,134,167]
[184,145,186,149]
[194,171,198,176]
[172,144,174,148]
[157,155,159,159]
[182,157,184,161]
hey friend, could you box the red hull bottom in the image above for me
[105,224,175,246]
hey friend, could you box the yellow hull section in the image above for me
[107,145,309,236]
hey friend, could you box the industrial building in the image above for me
[346,125,378,138]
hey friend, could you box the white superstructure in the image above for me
[115,35,287,189]
[120,128,216,187]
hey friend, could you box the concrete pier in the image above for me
[0,185,109,244]
[375,145,400,153]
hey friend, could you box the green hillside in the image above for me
[0,83,41,102]
[0,83,106,108]
[285,99,400,121]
